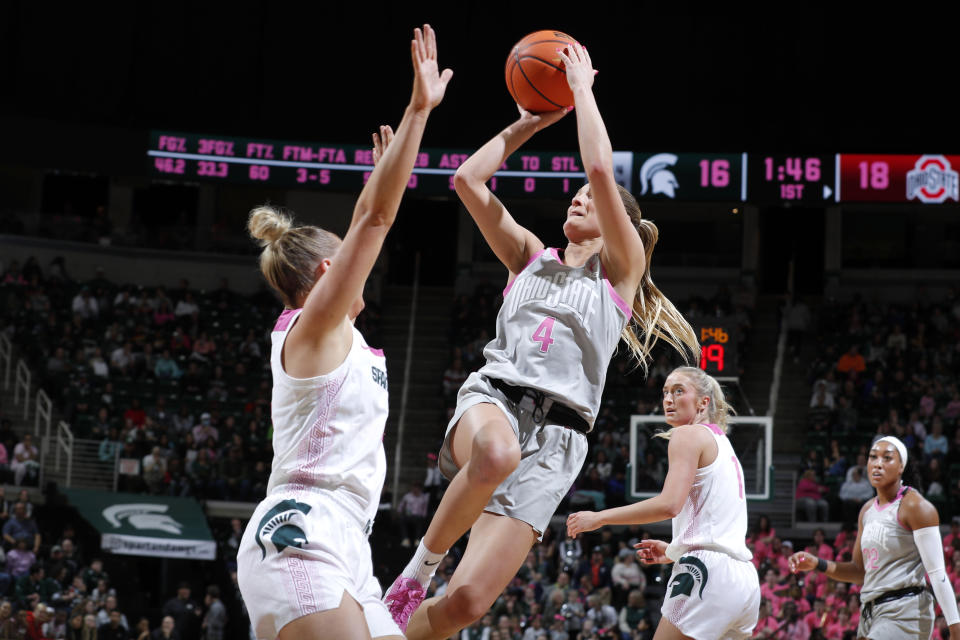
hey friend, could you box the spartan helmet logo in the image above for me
[102,504,183,535]
[669,556,709,599]
[639,153,679,199]
[256,499,313,560]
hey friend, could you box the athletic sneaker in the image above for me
[383,576,426,631]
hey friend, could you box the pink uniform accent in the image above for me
[503,248,548,297]
[549,247,561,261]
[598,262,633,317]
[874,484,908,512]
[289,373,347,495]
[703,422,724,436]
[274,308,302,332]
[362,345,385,358]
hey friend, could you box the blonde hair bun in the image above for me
[248,206,292,246]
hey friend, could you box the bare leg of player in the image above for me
[422,403,521,554]
[653,618,694,640]
[277,592,403,640]
[405,512,537,640]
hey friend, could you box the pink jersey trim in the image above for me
[503,248,547,297]
[598,262,633,317]
[549,247,561,262]
[274,308,302,332]
[874,484,908,512]
[701,422,724,436]
[362,345,385,358]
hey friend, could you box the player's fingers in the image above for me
[414,28,425,61]
[383,125,394,144]
[424,24,436,59]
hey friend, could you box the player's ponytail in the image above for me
[248,205,341,308]
[616,185,700,371]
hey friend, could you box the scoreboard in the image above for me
[838,154,960,204]
[147,132,960,205]
[696,323,738,376]
[149,131,591,198]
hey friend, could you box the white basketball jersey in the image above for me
[666,424,752,563]
[266,309,389,526]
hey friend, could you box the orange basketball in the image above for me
[505,30,580,113]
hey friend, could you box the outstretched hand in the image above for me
[634,539,671,565]
[410,24,453,112]
[371,125,394,167]
[566,511,601,538]
[556,42,597,94]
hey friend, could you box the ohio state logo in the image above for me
[906,155,959,203]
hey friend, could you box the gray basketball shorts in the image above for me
[857,589,933,639]
[438,372,589,540]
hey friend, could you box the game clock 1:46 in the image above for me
[697,323,738,375]
[747,154,836,203]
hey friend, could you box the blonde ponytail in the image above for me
[247,205,341,308]
[614,185,700,371]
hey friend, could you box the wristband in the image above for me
[816,557,828,572]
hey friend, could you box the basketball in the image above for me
[505,30,580,113]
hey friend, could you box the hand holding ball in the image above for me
[505,30,582,113]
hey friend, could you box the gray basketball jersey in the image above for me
[478,247,631,428]
[859,486,926,604]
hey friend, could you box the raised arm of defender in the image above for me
[299,25,452,337]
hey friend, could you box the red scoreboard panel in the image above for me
[696,323,738,376]
[839,154,960,203]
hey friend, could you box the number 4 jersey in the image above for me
[478,248,631,430]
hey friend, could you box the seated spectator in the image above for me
[96,595,129,629]
[839,466,874,521]
[441,354,468,400]
[22,602,53,639]
[0,442,7,483]
[99,609,130,640]
[796,469,830,521]
[825,607,854,639]
[89,347,110,378]
[154,349,182,379]
[924,417,948,461]
[174,292,198,318]
[123,398,147,428]
[396,483,429,548]
[747,514,776,566]
[11,433,40,486]
[15,562,55,607]
[99,428,121,463]
[151,615,179,640]
[836,345,865,374]
[824,440,848,478]
[610,549,644,606]
[810,380,835,409]
[71,287,99,320]
[215,447,250,501]
[583,593,617,631]
[238,330,261,360]
[3,502,40,552]
[191,413,218,445]
[110,342,135,374]
[142,447,167,495]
